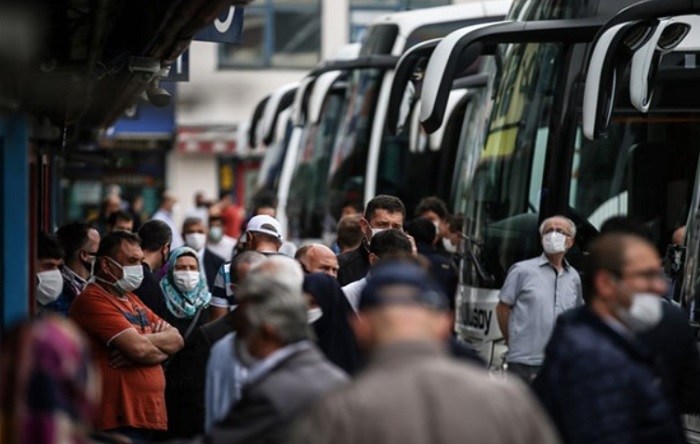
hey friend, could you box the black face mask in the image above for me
[81,251,97,277]
[81,259,94,276]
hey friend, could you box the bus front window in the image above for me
[570,116,700,255]
[327,68,382,220]
[287,90,347,241]
[459,42,562,288]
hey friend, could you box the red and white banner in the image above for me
[176,126,238,154]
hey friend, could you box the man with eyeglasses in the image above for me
[496,215,583,383]
[533,233,687,444]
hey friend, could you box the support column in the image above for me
[0,112,30,332]
[321,0,349,59]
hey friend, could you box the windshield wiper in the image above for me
[460,233,495,287]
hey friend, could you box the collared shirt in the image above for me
[41,266,88,316]
[205,332,247,432]
[500,253,583,365]
[211,262,234,309]
[207,236,237,262]
[245,340,314,387]
[342,277,367,312]
[62,265,88,296]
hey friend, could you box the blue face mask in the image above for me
[209,226,224,242]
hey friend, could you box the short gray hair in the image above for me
[239,256,310,345]
[230,251,266,284]
[248,255,304,292]
[539,216,577,238]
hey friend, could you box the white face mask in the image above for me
[371,228,386,238]
[185,233,206,251]
[235,336,259,368]
[209,226,224,243]
[307,307,323,324]
[36,269,63,305]
[442,238,457,254]
[616,293,663,332]
[81,252,96,279]
[173,270,200,292]
[542,232,567,254]
[106,257,144,294]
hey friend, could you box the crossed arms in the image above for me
[110,320,184,367]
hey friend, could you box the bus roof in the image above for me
[367,1,511,55]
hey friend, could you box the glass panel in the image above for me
[327,68,383,221]
[350,0,400,5]
[452,85,490,211]
[508,0,577,21]
[220,9,266,66]
[459,43,562,288]
[287,90,348,241]
[570,116,700,253]
[405,17,500,50]
[272,9,321,67]
[257,119,294,194]
[374,88,472,216]
[350,10,397,44]
[408,0,451,7]
[273,0,319,4]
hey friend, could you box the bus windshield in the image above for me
[257,117,293,194]
[327,68,382,219]
[571,115,700,253]
[451,84,490,210]
[287,89,347,241]
[458,41,700,289]
[458,42,562,288]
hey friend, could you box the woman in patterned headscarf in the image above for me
[0,317,108,444]
[158,246,212,439]
[160,246,212,329]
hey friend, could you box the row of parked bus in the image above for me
[246,1,700,439]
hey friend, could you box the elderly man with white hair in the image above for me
[207,255,348,443]
[495,215,583,384]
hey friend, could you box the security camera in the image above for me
[146,79,171,107]
[128,57,162,83]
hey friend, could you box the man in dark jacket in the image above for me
[337,195,406,286]
[134,220,172,318]
[208,256,348,443]
[182,217,225,290]
[406,217,458,309]
[293,261,559,444]
[533,233,686,444]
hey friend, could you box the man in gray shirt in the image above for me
[496,215,583,383]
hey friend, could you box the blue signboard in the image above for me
[107,83,176,137]
[167,50,189,82]
[195,7,245,44]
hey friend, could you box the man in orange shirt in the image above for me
[69,231,184,441]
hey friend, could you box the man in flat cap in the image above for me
[292,260,561,444]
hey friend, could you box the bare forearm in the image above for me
[209,306,229,321]
[146,329,184,355]
[496,303,510,344]
[136,347,169,365]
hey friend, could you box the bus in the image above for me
[385,37,494,215]
[323,1,510,231]
[415,0,700,373]
[251,82,298,207]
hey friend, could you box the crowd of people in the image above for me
[3,189,700,444]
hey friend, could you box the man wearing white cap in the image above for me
[245,215,284,255]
